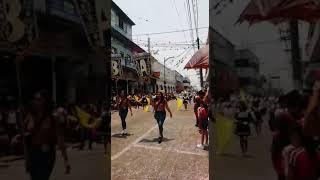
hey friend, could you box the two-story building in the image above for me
[151,59,177,93]
[234,49,260,94]
[111,1,145,95]
[0,0,107,104]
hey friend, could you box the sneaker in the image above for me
[121,130,125,135]
[123,129,128,135]
[204,143,209,147]
[196,144,204,149]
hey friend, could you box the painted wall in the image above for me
[111,37,137,70]
[111,9,133,40]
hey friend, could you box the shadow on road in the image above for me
[112,133,134,138]
[139,137,174,143]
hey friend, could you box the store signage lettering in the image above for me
[111,56,123,78]
[73,0,109,47]
[0,0,36,49]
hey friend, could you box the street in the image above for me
[111,101,209,180]
[0,144,107,180]
[211,118,277,180]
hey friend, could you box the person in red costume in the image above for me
[283,126,320,180]
[270,90,303,180]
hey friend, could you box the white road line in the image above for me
[133,144,208,157]
[111,125,158,161]
[134,144,162,150]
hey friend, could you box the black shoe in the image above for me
[195,124,198,127]
[158,136,163,144]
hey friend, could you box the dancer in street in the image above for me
[235,101,254,156]
[117,91,133,135]
[154,92,172,143]
[183,94,188,110]
[13,90,70,180]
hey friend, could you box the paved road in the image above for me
[210,116,277,180]
[0,144,107,180]
[111,101,209,180]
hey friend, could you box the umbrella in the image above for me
[184,45,209,69]
[237,0,320,25]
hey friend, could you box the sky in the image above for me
[113,0,209,90]
[211,0,310,92]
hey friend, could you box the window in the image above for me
[119,17,124,29]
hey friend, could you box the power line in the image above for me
[186,0,196,51]
[171,0,188,42]
[132,27,208,36]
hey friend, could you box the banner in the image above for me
[73,0,109,47]
[0,0,37,50]
[111,54,123,79]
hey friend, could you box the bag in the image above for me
[303,105,320,137]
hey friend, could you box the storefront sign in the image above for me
[0,0,36,50]
[111,55,123,79]
[134,53,151,80]
[73,0,109,48]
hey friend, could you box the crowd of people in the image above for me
[214,86,320,180]
[113,89,209,148]
[0,90,111,180]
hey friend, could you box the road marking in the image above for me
[133,144,208,157]
[111,125,158,161]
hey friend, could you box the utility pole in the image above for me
[164,56,174,93]
[197,37,204,89]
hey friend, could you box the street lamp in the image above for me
[164,56,174,93]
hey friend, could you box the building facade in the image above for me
[234,49,260,94]
[210,27,239,97]
[111,1,145,95]
[0,0,107,105]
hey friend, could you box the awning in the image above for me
[237,0,320,25]
[184,45,209,69]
